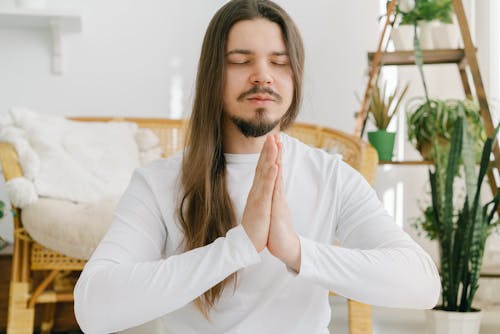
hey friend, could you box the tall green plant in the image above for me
[425,117,500,311]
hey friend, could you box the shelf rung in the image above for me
[368,49,468,66]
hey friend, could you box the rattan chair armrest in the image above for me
[0,142,24,181]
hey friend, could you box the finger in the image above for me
[272,158,282,199]
[276,139,282,166]
[261,135,279,170]
[256,135,274,168]
[257,136,279,181]
[276,137,283,183]
[252,135,279,196]
[276,160,284,195]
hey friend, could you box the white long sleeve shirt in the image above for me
[74,133,440,334]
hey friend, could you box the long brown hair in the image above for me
[178,0,304,317]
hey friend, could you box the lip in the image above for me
[246,94,275,105]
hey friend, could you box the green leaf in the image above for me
[462,116,478,210]
[413,23,430,103]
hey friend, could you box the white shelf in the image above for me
[0,8,82,75]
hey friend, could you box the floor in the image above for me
[329,296,500,334]
[118,296,500,334]
[2,297,498,333]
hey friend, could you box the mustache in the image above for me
[237,86,282,103]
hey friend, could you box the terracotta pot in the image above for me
[416,137,449,161]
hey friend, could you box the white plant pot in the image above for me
[432,23,461,49]
[426,309,482,334]
[391,25,414,51]
[418,20,439,49]
[15,0,46,9]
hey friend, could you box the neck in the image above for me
[222,117,280,154]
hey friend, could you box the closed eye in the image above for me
[270,55,289,66]
[229,60,250,65]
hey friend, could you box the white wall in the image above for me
[0,0,379,130]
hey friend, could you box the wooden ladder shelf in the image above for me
[355,0,499,198]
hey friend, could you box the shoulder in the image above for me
[131,151,183,192]
[280,132,369,189]
[136,151,182,177]
[280,132,343,171]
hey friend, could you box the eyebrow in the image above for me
[226,49,289,56]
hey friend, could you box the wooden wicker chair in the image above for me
[0,118,377,334]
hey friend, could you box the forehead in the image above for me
[226,18,286,53]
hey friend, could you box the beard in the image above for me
[228,108,280,138]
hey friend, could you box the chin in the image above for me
[228,111,281,138]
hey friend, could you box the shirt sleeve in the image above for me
[73,169,261,334]
[296,161,441,309]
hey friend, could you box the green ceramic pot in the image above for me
[367,130,396,161]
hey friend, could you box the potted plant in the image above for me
[390,0,416,50]
[407,11,485,162]
[407,97,486,161]
[415,117,500,334]
[392,0,454,50]
[366,78,409,161]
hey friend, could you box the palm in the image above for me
[267,143,300,271]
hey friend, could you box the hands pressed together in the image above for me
[241,134,301,272]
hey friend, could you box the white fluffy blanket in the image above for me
[0,107,163,208]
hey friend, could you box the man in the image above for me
[74,1,440,333]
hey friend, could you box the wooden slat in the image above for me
[28,270,59,308]
[453,0,495,138]
[1,256,80,332]
[458,64,473,98]
[0,143,23,181]
[367,49,466,66]
[452,0,500,216]
[348,300,373,334]
[0,255,10,331]
[35,292,74,304]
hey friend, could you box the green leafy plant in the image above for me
[407,98,486,160]
[406,7,485,161]
[368,79,410,130]
[397,0,453,25]
[418,117,500,311]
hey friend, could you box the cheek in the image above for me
[224,71,245,100]
[279,73,294,102]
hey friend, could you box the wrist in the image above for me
[283,234,301,272]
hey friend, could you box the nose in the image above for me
[249,60,273,85]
